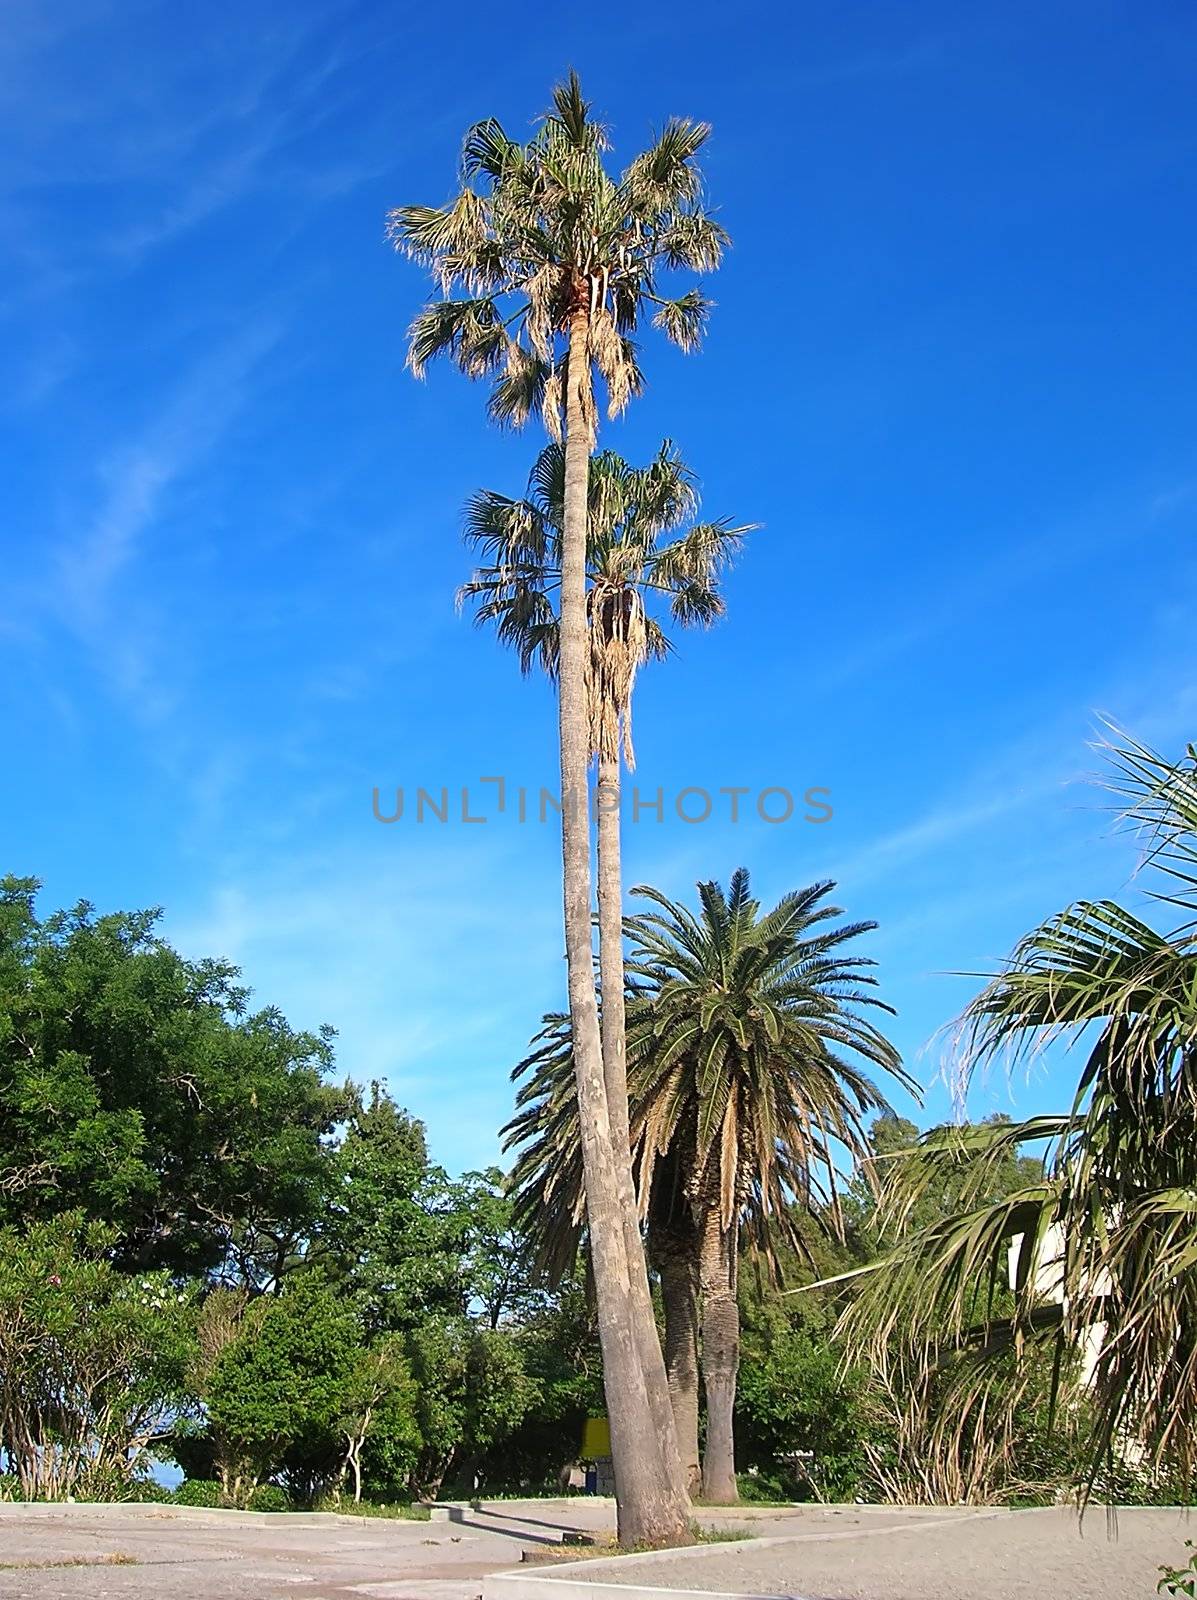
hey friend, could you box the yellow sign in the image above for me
[580,1415,611,1458]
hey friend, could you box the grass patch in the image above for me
[0,1552,138,1571]
[313,1498,430,1521]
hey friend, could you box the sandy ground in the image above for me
[0,1500,1191,1600]
[592,1505,1197,1600]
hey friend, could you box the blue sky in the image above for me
[4,0,1195,1172]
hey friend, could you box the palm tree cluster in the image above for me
[393,68,1197,1535]
[836,733,1197,1498]
[504,871,914,1501]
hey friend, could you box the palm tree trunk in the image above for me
[650,1223,702,1495]
[596,752,691,1509]
[560,306,688,1548]
[697,1197,740,1504]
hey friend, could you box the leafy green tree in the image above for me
[325,1087,472,1333]
[0,1212,196,1499]
[390,72,726,1543]
[453,1167,546,1329]
[840,733,1197,1498]
[337,1336,419,1504]
[406,1319,538,1497]
[0,878,350,1280]
[476,1267,605,1492]
[356,1364,424,1504]
[206,1275,361,1504]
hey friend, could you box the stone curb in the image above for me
[0,1501,425,1527]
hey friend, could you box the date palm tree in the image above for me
[504,871,910,1501]
[837,732,1197,1500]
[390,73,725,1544]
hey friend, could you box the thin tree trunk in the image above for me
[697,1198,740,1504]
[560,306,688,1548]
[650,1224,702,1495]
[596,752,691,1509]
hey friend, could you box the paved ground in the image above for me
[0,1500,1191,1600]
[0,1499,613,1600]
[573,1505,1196,1600]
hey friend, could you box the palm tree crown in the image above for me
[459,442,751,764]
[624,872,912,1236]
[389,71,726,442]
[505,871,911,1271]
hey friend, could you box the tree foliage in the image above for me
[0,1213,195,1499]
[0,877,349,1279]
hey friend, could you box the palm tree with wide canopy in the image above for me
[390,72,726,1543]
[504,870,911,1501]
[836,732,1197,1499]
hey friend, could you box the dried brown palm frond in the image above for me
[587,581,648,765]
[459,440,754,766]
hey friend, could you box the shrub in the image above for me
[736,1326,867,1501]
[736,1469,793,1504]
[173,1478,224,1508]
[248,1483,291,1513]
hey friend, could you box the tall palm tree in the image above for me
[504,871,910,1501]
[390,73,725,1544]
[837,733,1197,1499]
[460,442,749,1390]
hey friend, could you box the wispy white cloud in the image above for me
[0,5,386,313]
[46,317,282,715]
[807,476,1197,698]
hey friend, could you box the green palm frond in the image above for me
[837,733,1197,1497]
[503,871,910,1277]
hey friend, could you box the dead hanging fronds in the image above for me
[461,439,754,774]
[587,580,647,766]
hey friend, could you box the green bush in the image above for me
[0,1473,19,1501]
[736,1469,793,1504]
[736,1326,867,1501]
[248,1483,291,1512]
[173,1478,224,1508]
